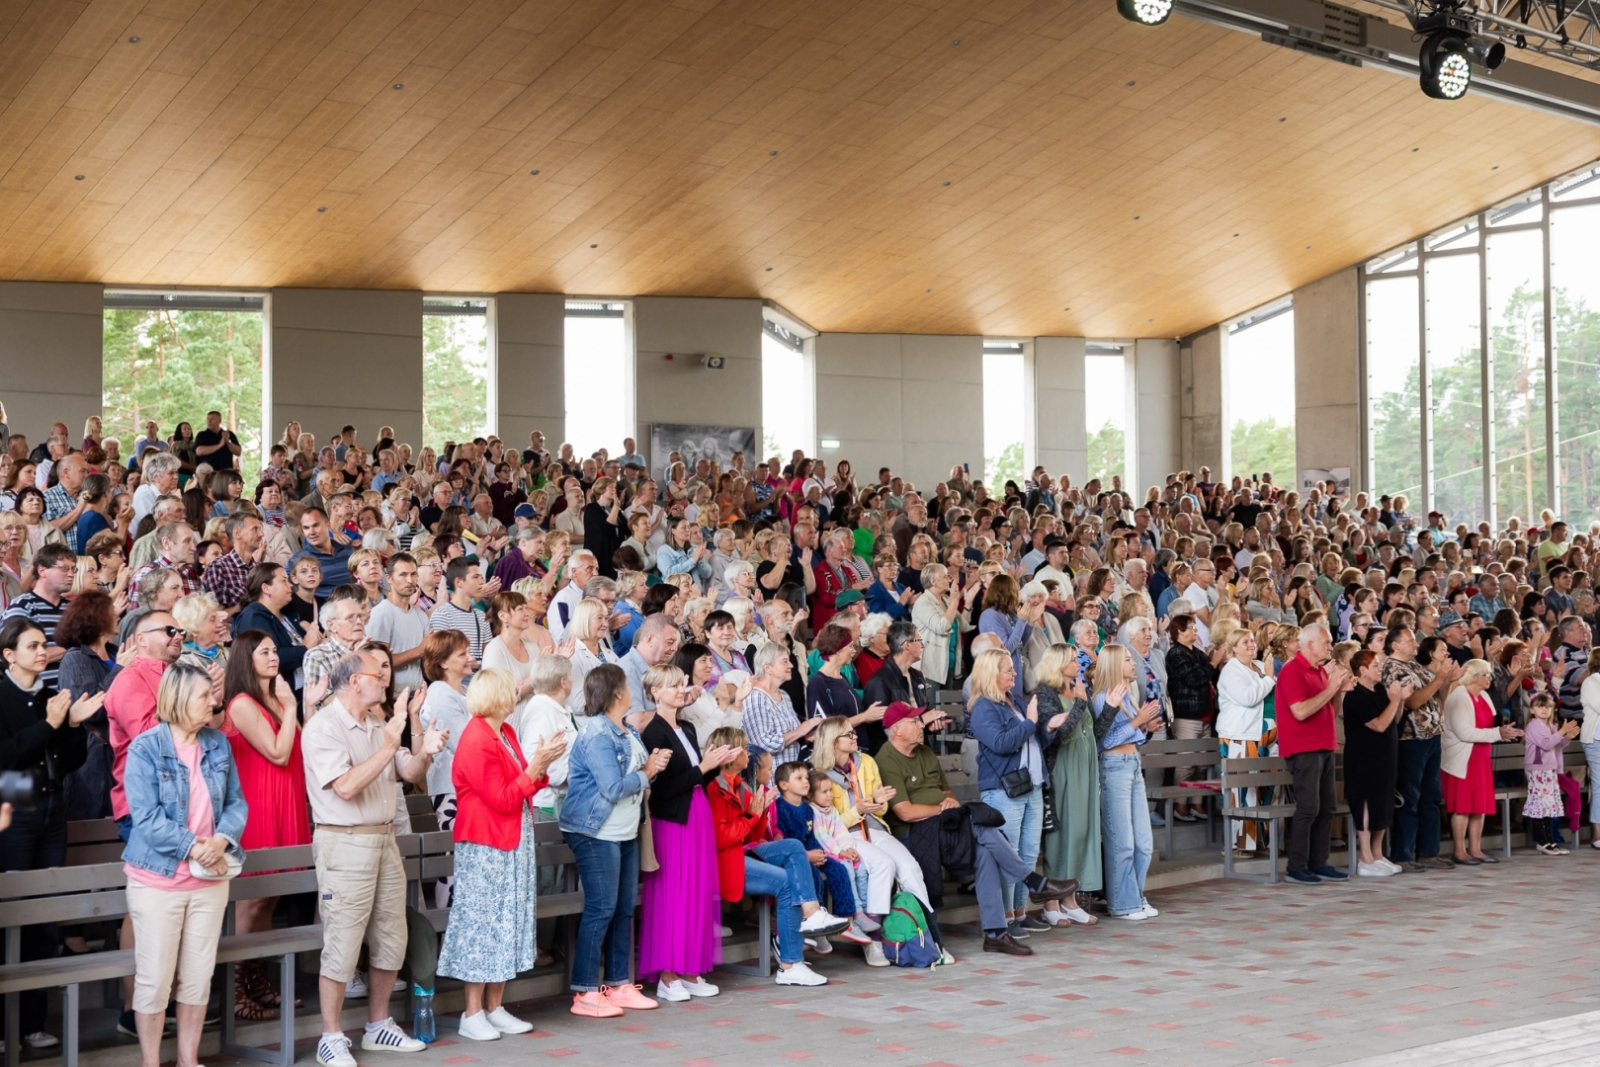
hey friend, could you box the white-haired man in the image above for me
[1275,622,1354,884]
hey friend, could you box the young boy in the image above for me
[774,762,869,946]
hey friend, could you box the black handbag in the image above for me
[998,765,1034,799]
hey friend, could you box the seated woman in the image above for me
[772,760,873,947]
[705,729,847,987]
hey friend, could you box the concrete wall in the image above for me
[1133,338,1181,492]
[815,333,984,491]
[1035,337,1088,483]
[270,289,424,451]
[634,297,763,471]
[496,294,566,453]
[1180,326,1224,477]
[1294,267,1363,491]
[0,282,105,446]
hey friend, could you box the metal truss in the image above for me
[1363,0,1600,69]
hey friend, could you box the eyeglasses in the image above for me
[350,671,383,682]
[138,625,184,639]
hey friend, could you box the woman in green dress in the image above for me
[1037,643,1102,926]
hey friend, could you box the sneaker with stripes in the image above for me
[317,1032,356,1067]
[361,1018,425,1053]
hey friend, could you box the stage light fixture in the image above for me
[1419,32,1472,99]
[1467,39,1507,69]
[1117,0,1172,25]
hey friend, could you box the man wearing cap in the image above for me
[1438,610,1473,667]
[875,702,1079,958]
[833,587,869,622]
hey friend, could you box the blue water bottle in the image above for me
[412,986,435,1044]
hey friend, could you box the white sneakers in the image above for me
[344,969,407,998]
[775,961,828,986]
[1044,906,1096,926]
[656,976,720,1002]
[1358,860,1397,877]
[317,1033,357,1067]
[799,908,850,936]
[361,1019,425,1053]
[838,922,873,945]
[457,1007,534,1040]
[1114,903,1159,921]
[863,940,890,967]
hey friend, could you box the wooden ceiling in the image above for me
[3,0,1600,339]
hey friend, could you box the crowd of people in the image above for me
[3,408,1599,1067]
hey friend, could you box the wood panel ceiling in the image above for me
[2,0,1600,339]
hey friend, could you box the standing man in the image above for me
[302,653,442,1067]
[292,508,355,599]
[620,615,682,719]
[1380,626,1458,872]
[428,558,493,664]
[132,453,181,532]
[43,453,89,551]
[202,512,263,613]
[1273,622,1353,885]
[1,545,78,687]
[194,410,242,471]
[548,550,598,642]
[367,553,428,693]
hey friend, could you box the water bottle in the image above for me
[412,987,435,1044]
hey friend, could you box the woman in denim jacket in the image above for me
[558,664,670,1018]
[122,662,247,1067]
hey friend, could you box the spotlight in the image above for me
[1467,38,1507,69]
[1419,32,1472,99]
[1118,0,1172,25]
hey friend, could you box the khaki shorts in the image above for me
[127,880,230,1014]
[314,829,408,982]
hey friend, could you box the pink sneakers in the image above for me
[570,992,623,1018]
[602,984,659,1011]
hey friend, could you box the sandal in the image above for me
[244,960,300,1010]
[233,971,278,1021]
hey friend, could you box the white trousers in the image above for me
[850,825,929,912]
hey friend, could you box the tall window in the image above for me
[102,292,265,467]
[565,301,632,458]
[1365,250,1422,504]
[423,298,491,450]
[1424,230,1484,523]
[762,318,814,460]
[1225,303,1295,481]
[1486,216,1546,526]
[1085,343,1126,485]
[983,341,1025,488]
[1550,194,1600,519]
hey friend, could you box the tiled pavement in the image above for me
[338,848,1600,1067]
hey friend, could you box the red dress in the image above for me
[1441,693,1496,816]
[225,696,311,852]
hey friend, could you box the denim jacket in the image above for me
[121,723,248,878]
[558,714,649,836]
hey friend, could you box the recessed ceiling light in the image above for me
[926,288,933,293]
[1147,318,1154,323]
[1492,165,1500,170]
[1412,147,1419,152]
[1133,215,1141,220]
[393,83,403,90]
[1305,244,1311,249]
[74,174,84,181]
[1278,117,1286,122]
[1127,80,1136,86]
[590,243,598,248]
[1064,307,1071,311]
[128,36,140,43]
[769,150,778,156]
[765,267,773,271]
[530,169,540,175]
[943,181,951,186]
[952,39,960,45]
[317,206,326,212]
[1232,232,1240,237]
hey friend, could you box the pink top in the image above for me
[1524,717,1569,770]
[124,739,214,891]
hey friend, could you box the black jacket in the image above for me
[582,503,628,578]
[1164,642,1217,721]
[862,660,936,755]
[640,714,715,826]
[0,672,87,791]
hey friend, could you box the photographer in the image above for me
[0,615,104,1053]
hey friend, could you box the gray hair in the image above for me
[754,641,790,676]
[156,520,190,548]
[329,652,373,693]
[529,653,573,696]
[582,576,617,598]
[970,632,1004,656]
[516,524,541,543]
[139,566,178,601]
[1070,619,1099,646]
[859,613,892,643]
[1020,580,1049,601]
[1118,616,1153,644]
[723,559,755,586]
[887,619,919,657]
[570,549,599,569]
[920,563,948,589]
[224,511,260,540]
[143,452,180,480]
[1299,620,1332,645]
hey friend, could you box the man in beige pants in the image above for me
[302,652,445,1067]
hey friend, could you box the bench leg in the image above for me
[63,984,78,1067]
[222,955,298,1066]
[277,954,296,1066]
[5,988,18,1067]
[720,900,773,978]
[1267,819,1281,885]
[1222,825,1234,879]
[1346,815,1357,877]
[1163,799,1174,862]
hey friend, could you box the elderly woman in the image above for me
[122,663,246,1067]
[420,629,474,905]
[912,562,964,687]
[1035,644,1101,926]
[174,592,230,674]
[743,642,820,765]
[715,554,758,607]
[1091,644,1164,921]
[1163,613,1216,821]
[1441,659,1524,865]
[703,608,750,686]
[436,669,568,1040]
[856,612,893,684]
[968,648,1067,938]
[1215,628,1278,855]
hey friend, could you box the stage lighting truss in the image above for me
[1367,0,1600,71]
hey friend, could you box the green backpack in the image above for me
[880,891,941,967]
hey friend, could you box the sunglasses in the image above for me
[138,625,184,639]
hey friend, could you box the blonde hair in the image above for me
[810,716,856,774]
[155,662,214,726]
[466,667,517,719]
[172,591,221,635]
[1209,618,1239,656]
[569,597,607,643]
[725,597,755,632]
[642,663,687,700]
[1091,643,1131,698]
[1459,658,1493,686]
[544,529,571,560]
[71,556,98,595]
[966,648,1014,707]
[347,548,382,578]
[616,569,648,600]
[1034,643,1077,693]
[707,725,747,752]
[410,545,441,566]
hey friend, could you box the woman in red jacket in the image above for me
[435,668,569,1041]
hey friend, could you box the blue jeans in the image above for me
[743,838,816,964]
[564,831,639,992]
[1099,753,1152,916]
[980,784,1044,911]
[1392,737,1443,862]
[1586,739,1600,825]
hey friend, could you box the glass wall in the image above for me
[1225,304,1295,482]
[983,343,1026,489]
[762,321,814,461]
[423,299,491,449]
[1362,159,1600,528]
[1085,345,1126,485]
[564,301,633,458]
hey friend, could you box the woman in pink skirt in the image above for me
[637,664,741,1003]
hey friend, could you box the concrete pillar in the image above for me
[1134,338,1181,495]
[496,293,566,454]
[634,297,763,472]
[1294,267,1363,492]
[816,333,905,480]
[902,335,983,492]
[270,289,423,453]
[1035,337,1088,483]
[0,282,104,446]
[1180,326,1224,477]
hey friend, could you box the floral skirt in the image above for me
[436,806,538,984]
[1523,768,1564,818]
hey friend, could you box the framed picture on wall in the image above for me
[649,422,758,479]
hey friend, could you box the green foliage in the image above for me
[1230,417,1295,482]
[987,440,1023,488]
[423,314,489,448]
[1088,422,1124,483]
[102,309,263,466]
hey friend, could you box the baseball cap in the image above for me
[1438,610,1466,629]
[835,589,866,608]
[513,503,537,519]
[882,702,922,730]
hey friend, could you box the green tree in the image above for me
[102,309,263,467]
[1088,422,1124,483]
[423,314,489,448]
[1230,418,1296,482]
[987,441,1023,489]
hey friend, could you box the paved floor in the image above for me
[341,846,1600,1067]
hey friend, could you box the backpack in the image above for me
[880,891,941,967]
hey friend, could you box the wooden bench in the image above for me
[1218,756,1299,884]
[64,819,125,866]
[1138,737,1221,860]
[1488,741,1591,857]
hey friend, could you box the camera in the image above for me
[0,771,40,811]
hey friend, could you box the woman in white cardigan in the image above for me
[912,563,966,687]
[1215,628,1277,856]
[1440,660,1523,865]
[1579,649,1600,848]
